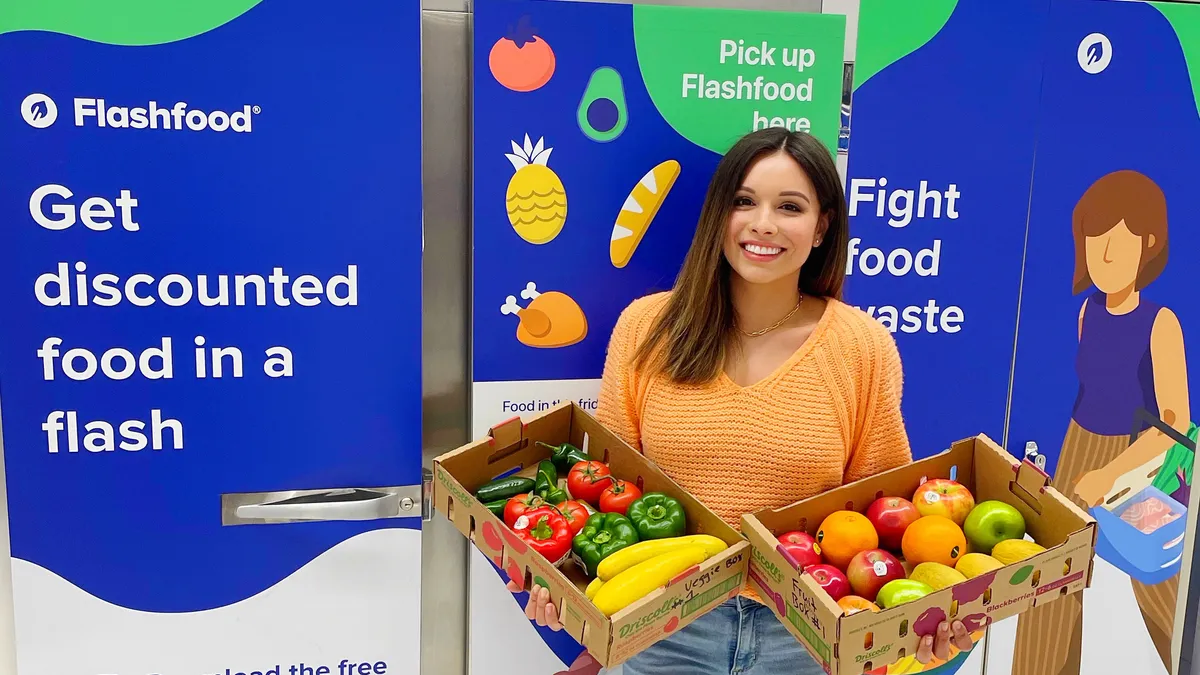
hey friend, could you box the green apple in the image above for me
[963,500,1026,554]
[876,579,934,608]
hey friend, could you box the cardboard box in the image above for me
[432,401,750,668]
[741,434,1096,675]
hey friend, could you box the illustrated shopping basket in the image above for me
[1089,408,1197,585]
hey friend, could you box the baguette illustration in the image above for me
[610,159,680,268]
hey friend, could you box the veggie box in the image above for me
[432,401,750,668]
[741,434,1096,675]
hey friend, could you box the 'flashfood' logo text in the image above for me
[22,94,259,132]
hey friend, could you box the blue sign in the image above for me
[842,0,1050,458]
[1008,2,1199,672]
[0,0,422,622]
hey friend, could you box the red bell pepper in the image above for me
[512,506,573,564]
[503,493,545,528]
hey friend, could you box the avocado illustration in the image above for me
[577,66,627,142]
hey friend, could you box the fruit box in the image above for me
[740,433,1096,675]
[431,401,750,668]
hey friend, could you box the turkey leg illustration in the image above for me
[500,282,587,348]
[506,135,567,245]
[611,159,680,268]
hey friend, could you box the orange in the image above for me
[816,511,879,569]
[837,595,881,615]
[902,515,967,567]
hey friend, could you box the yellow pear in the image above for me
[956,553,1005,578]
[992,539,1046,565]
[909,562,967,590]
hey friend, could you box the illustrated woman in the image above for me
[1013,169,1190,674]
[509,128,973,673]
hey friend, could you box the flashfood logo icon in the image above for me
[1078,33,1112,74]
[21,93,58,128]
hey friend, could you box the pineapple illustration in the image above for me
[505,134,567,244]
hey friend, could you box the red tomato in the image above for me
[556,500,590,536]
[503,493,545,528]
[487,18,556,93]
[567,461,612,504]
[599,479,643,516]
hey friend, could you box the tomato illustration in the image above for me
[489,15,555,92]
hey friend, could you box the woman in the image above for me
[1013,169,1190,675]
[509,128,973,673]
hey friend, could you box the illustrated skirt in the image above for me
[1010,420,1178,675]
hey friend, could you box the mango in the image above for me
[956,553,1005,578]
[992,539,1046,565]
[909,562,967,590]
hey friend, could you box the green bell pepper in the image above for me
[538,441,591,473]
[572,512,639,577]
[626,493,686,540]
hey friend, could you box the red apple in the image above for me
[845,549,906,602]
[912,479,976,526]
[806,564,850,602]
[777,531,822,569]
[866,496,921,551]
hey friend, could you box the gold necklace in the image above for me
[739,295,803,338]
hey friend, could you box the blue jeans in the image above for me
[621,597,825,675]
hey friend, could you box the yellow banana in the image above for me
[596,535,727,581]
[585,578,604,600]
[593,546,709,617]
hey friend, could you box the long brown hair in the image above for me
[1071,169,1169,294]
[633,128,848,384]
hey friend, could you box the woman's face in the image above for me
[723,150,828,287]
[1085,219,1151,293]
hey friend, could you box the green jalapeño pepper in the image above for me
[627,493,686,540]
[572,512,639,577]
[538,441,590,473]
[534,460,558,499]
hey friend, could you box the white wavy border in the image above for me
[11,528,421,675]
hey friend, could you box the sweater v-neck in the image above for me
[718,298,838,391]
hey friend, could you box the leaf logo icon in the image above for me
[1077,33,1112,74]
[19,93,58,128]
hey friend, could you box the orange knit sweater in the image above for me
[596,292,913,530]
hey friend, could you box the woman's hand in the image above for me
[1074,467,1117,508]
[916,620,973,663]
[506,579,563,631]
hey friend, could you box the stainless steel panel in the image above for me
[424,0,470,12]
[221,485,422,525]
[420,7,472,675]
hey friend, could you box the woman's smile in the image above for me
[740,240,786,262]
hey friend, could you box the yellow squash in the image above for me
[585,578,604,600]
[593,545,709,617]
[596,534,727,581]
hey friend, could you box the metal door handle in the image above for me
[222,485,422,525]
